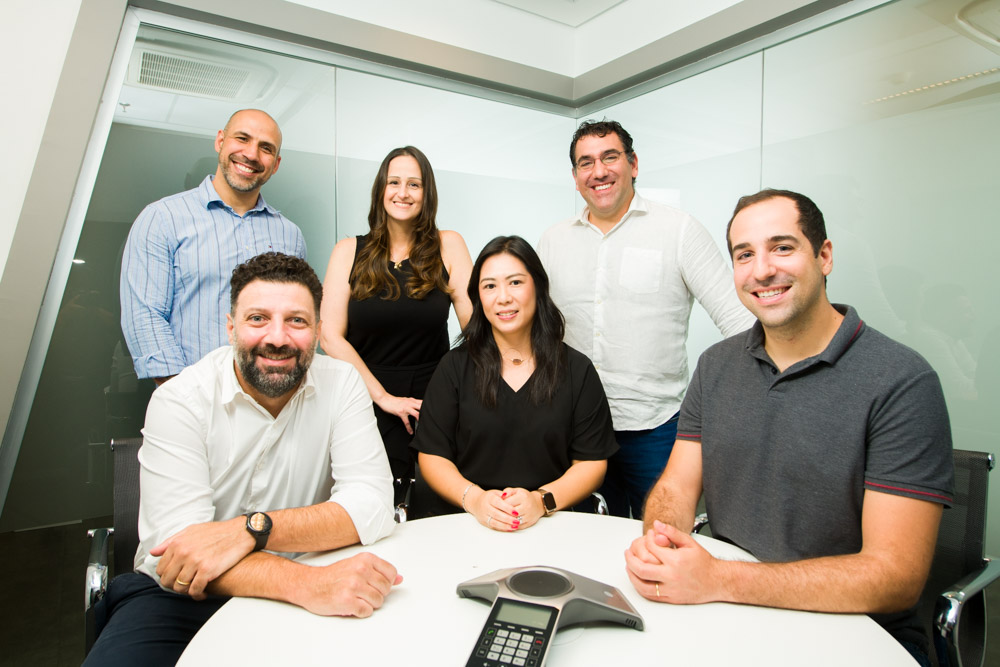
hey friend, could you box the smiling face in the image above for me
[478,252,537,344]
[572,133,638,226]
[729,196,833,334]
[227,279,319,404]
[382,155,424,224]
[214,110,282,197]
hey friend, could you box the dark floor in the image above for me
[2,520,999,666]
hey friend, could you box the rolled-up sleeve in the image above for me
[326,366,396,545]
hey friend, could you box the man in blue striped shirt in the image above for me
[121,109,306,384]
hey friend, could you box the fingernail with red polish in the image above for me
[512,510,519,516]
[502,492,507,499]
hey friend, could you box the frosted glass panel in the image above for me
[761,0,1000,551]
[590,54,763,373]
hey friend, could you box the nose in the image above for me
[751,254,777,282]
[261,319,291,347]
[592,159,609,179]
[496,284,513,304]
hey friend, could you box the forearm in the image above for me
[712,551,925,613]
[266,501,360,553]
[205,550,314,602]
[539,460,606,510]
[642,478,697,533]
[417,453,470,508]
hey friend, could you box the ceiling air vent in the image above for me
[127,44,278,102]
[138,51,250,98]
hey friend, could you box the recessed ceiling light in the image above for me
[865,66,1000,104]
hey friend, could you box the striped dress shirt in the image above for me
[120,175,306,379]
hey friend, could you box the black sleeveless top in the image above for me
[345,234,451,377]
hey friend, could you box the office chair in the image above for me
[924,449,998,667]
[691,448,998,667]
[85,437,142,654]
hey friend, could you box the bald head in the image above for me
[224,109,282,155]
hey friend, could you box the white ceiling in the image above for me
[285,0,743,77]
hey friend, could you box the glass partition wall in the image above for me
[3,0,998,555]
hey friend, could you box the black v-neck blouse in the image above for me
[412,343,617,491]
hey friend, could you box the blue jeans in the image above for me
[598,413,679,519]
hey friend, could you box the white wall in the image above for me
[1,0,83,276]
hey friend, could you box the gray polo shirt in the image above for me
[679,304,953,649]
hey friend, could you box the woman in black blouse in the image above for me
[413,236,617,531]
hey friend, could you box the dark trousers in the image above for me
[83,573,229,666]
[598,413,680,519]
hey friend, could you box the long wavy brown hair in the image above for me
[350,146,450,301]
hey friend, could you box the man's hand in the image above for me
[292,552,402,617]
[624,520,722,604]
[151,516,254,599]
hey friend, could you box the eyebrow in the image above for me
[480,272,528,284]
[731,234,801,254]
[387,174,422,181]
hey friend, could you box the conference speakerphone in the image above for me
[457,566,644,667]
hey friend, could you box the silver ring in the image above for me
[487,515,494,528]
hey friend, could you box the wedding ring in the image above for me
[176,578,191,587]
[655,583,660,598]
[487,515,494,528]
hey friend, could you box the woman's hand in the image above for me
[501,488,546,530]
[469,488,520,531]
[374,394,422,435]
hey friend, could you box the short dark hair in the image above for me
[570,119,637,184]
[726,189,827,257]
[230,252,323,315]
[461,236,565,408]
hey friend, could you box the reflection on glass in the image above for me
[761,0,1000,549]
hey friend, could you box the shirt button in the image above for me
[771,368,777,374]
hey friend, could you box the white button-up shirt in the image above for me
[135,346,395,581]
[538,193,753,430]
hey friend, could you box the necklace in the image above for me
[392,259,406,270]
[503,349,533,366]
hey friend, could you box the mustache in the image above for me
[252,343,299,360]
[231,156,264,172]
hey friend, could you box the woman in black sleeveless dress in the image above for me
[321,146,473,506]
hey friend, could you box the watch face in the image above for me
[248,512,271,532]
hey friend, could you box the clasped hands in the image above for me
[624,520,722,605]
[467,486,545,532]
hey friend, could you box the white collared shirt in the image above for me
[538,193,753,430]
[134,346,395,581]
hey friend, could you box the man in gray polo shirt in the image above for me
[624,189,953,665]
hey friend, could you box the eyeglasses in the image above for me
[574,150,627,172]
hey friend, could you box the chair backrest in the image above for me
[110,437,143,574]
[920,448,994,667]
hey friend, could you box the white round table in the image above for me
[179,512,916,666]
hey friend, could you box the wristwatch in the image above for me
[535,488,557,516]
[244,511,272,552]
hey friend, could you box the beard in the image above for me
[235,342,314,398]
[220,155,269,193]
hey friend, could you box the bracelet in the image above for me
[461,483,478,513]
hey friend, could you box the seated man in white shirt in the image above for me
[85,252,399,667]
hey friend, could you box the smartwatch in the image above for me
[244,511,272,551]
[535,488,557,516]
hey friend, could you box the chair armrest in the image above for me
[692,513,710,534]
[934,557,1000,666]
[85,527,113,611]
[591,492,609,516]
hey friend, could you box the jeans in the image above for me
[84,573,229,667]
[598,412,679,519]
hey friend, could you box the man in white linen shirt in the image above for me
[85,252,398,667]
[538,120,753,519]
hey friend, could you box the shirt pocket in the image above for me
[618,247,662,294]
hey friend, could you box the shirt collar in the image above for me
[745,304,864,370]
[220,345,317,411]
[573,191,648,231]
[199,174,277,216]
